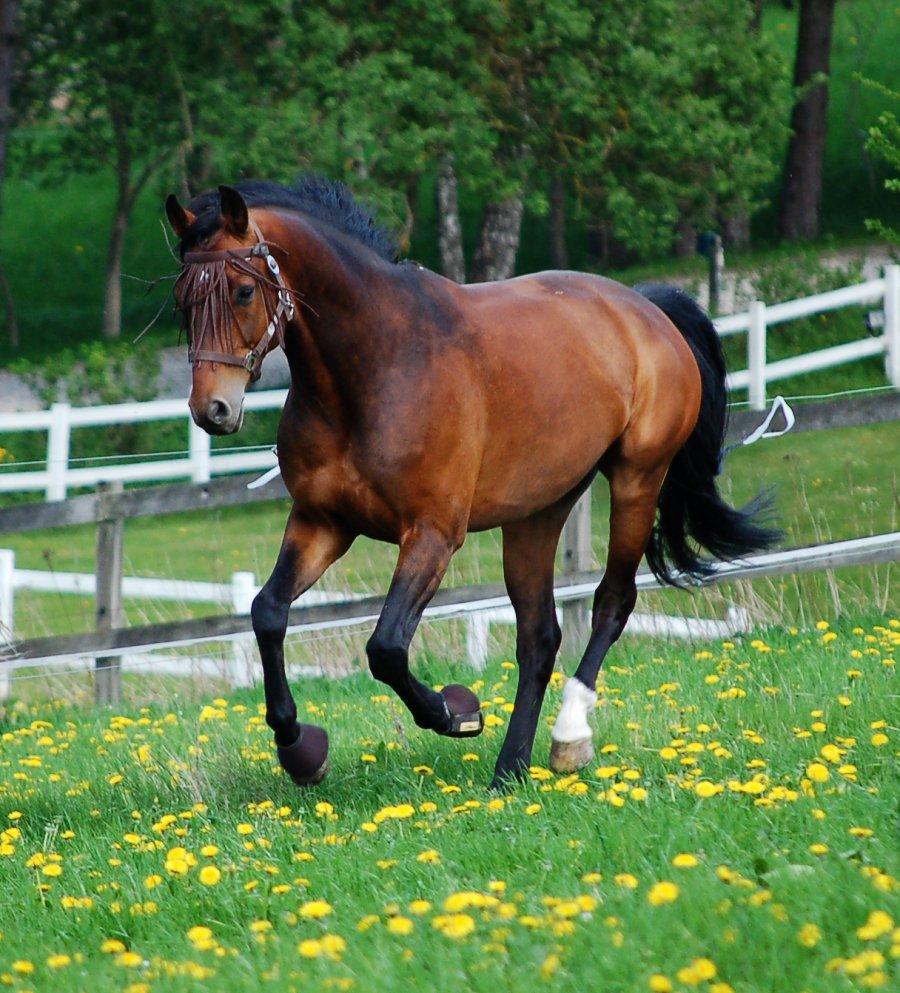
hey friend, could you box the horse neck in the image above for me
[266,211,389,407]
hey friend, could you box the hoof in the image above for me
[276,724,329,786]
[437,684,484,738]
[549,736,594,774]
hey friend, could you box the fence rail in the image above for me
[4,531,897,673]
[1,269,898,499]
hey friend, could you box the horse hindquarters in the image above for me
[634,284,781,585]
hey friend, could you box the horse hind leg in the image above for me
[490,503,574,789]
[549,459,668,773]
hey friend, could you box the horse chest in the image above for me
[279,443,400,539]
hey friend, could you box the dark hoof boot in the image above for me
[276,724,329,786]
[437,684,484,738]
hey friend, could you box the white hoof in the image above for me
[549,736,595,773]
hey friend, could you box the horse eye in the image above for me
[235,284,254,305]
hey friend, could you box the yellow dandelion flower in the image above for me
[300,899,333,919]
[416,849,440,864]
[614,873,638,889]
[46,954,71,969]
[672,853,699,868]
[798,923,821,947]
[648,976,673,993]
[676,958,717,984]
[806,762,829,783]
[387,916,414,936]
[297,939,321,959]
[198,866,221,886]
[12,961,35,974]
[540,953,561,979]
[101,939,126,954]
[432,913,475,939]
[647,881,679,906]
[116,951,143,968]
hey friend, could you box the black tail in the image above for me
[634,283,781,586]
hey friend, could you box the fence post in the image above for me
[748,300,767,411]
[884,264,900,389]
[560,490,592,660]
[465,613,490,671]
[708,233,724,316]
[0,549,14,700]
[228,571,257,688]
[95,481,124,706]
[189,419,212,484]
[46,402,71,502]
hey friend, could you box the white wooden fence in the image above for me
[716,265,899,409]
[0,266,898,500]
[0,547,750,697]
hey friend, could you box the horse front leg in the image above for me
[251,509,353,786]
[367,522,484,737]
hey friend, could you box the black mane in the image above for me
[182,175,398,262]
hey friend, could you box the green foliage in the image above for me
[861,78,900,245]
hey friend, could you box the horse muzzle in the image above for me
[190,397,244,436]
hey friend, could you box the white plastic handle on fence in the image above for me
[739,395,795,447]
[247,448,281,490]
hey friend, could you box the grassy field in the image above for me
[0,615,896,992]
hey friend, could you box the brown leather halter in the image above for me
[181,223,295,382]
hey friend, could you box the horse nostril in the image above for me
[207,398,231,426]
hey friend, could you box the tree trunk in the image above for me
[549,173,569,269]
[436,158,465,282]
[722,212,751,249]
[103,183,130,340]
[470,194,524,283]
[0,0,20,346]
[674,219,697,258]
[778,0,836,242]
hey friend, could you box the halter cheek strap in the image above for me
[182,223,295,382]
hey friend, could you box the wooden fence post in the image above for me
[560,490,593,660]
[95,481,124,705]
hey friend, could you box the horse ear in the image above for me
[165,194,196,237]
[218,185,249,235]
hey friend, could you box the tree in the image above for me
[863,78,900,245]
[778,0,837,241]
[17,0,184,338]
[0,0,19,345]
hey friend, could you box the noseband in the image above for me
[180,223,295,382]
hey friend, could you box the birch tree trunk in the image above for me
[470,194,524,283]
[436,158,465,282]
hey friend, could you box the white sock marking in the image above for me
[551,677,597,743]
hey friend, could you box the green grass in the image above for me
[3,420,896,641]
[0,615,897,992]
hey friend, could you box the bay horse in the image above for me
[165,178,776,790]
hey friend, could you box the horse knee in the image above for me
[251,588,288,643]
[366,633,407,684]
